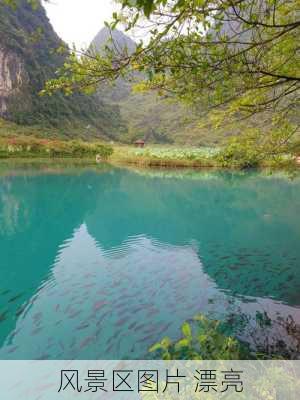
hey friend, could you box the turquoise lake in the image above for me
[0,163,299,359]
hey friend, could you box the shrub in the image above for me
[0,137,114,159]
[149,314,248,360]
[92,143,114,160]
[216,133,262,169]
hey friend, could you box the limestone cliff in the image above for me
[0,46,30,117]
[0,0,126,138]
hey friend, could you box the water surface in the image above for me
[0,163,299,359]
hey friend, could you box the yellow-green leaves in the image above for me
[148,314,246,360]
[181,322,192,338]
[175,338,190,348]
[160,337,171,348]
[148,342,163,353]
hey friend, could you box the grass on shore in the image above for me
[0,133,222,167]
[0,124,297,170]
[0,136,113,160]
[110,145,220,167]
[0,139,296,170]
[0,117,110,141]
[0,119,217,166]
[110,145,297,169]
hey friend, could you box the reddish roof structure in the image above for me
[134,139,145,148]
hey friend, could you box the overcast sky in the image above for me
[44,0,120,49]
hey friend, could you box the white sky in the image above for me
[43,0,120,49]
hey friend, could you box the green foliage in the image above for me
[111,143,298,169]
[115,90,208,145]
[5,0,300,159]
[43,0,299,158]
[289,139,300,156]
[216,133,262,169]
[149,314,247,360]
[133,146,218,160]
[216,122,299,168]
[0,136,113,159]
[87,27,210,146]
[112,145,219,167]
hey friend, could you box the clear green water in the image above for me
[0,163,299,359]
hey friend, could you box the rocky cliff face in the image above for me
[0,46,29,116]
[0,0,67,124]
[0,0,126,138]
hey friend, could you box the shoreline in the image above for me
[0,157,298,175]
[0,134,297,170]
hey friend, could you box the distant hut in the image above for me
[134,139,145,148]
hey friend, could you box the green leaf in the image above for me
[198,334,207,344]
[148,342,162,352]
[194,314,205,322]
[175,338,190,351]
[182,322,192,337]
[162,351,171,360]
[160,337,171,349]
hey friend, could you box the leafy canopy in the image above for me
[44,0,299,152]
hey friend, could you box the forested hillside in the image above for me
[0,0,125,139]
[90,27,221,145]
[89,23,299,146]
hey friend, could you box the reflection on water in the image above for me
[0,163,300,359]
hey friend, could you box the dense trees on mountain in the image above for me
[89,27,212,145]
